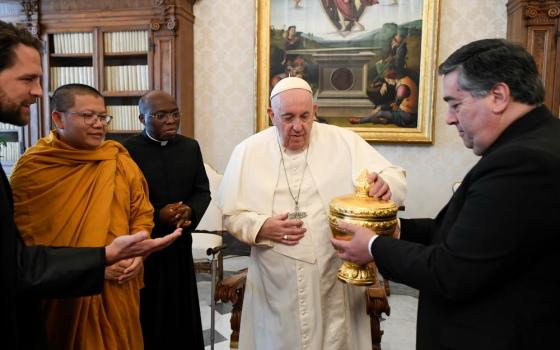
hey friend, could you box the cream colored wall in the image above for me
[193,0,508,218]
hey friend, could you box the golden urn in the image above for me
[328,170,398,286]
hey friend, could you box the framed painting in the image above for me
[256,0,440,143]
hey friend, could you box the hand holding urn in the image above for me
[328,170,398,285]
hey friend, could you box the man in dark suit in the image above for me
[124,90,210,350]
[0,20,181,349]
[331,38,560,349]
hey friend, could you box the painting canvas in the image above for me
[256,0,439,142]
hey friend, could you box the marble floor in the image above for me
[197,255,418,350]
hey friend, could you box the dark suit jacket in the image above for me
[0,166,105,349]
[372,105,560,349]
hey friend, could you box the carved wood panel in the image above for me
[153,33,175,96]
[507,0,560,116]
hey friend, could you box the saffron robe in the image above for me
[11,131,154,350]
[217,122,406,350]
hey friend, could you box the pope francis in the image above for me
[217,77,406,350]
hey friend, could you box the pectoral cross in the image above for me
[288,202,307,220]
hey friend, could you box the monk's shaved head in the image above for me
[51,84,102,112]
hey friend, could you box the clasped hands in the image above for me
[105,256,143,284]
[159,201,192,228]
[105,227,183,284]
[105,201,190,283]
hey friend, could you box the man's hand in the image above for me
[256,213,306,246]
[368,172,391,200]
[105,229,182,265]
[104,257,143,284]
[330,221,376,266]
[175,204,192,229]
[159,202,192,228]
[105,258,132,281]
[117,256,143,284]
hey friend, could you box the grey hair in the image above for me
[438,38,544,105]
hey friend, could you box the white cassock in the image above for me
[217,122,406,350]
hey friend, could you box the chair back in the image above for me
[192,163,225,276]
[195,163,224,231]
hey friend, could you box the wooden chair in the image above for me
[215,263,391,349]
[366,262,391,350]
[214,270,248,349]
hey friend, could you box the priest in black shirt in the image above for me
[124,90,211,350]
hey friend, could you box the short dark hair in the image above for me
[51,84,103,112]
[438,39,544,105]
[0,20,42,72]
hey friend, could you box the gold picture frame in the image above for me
[256,0,440,143]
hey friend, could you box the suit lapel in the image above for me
[432,169,475,244]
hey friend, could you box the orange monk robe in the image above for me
[11,130,154,350]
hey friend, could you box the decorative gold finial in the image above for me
[355,169,370,197]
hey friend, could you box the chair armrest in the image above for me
[366,278,390,317]
[192,231,224,260]
[216,269,247,349]
[215,269,247,304]
[192,229,227,236]
[366,279,391,350]
[207,244,227,256]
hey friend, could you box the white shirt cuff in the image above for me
[368,235,379,258]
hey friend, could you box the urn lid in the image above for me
[329,170,398,220]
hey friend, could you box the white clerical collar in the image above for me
[145,130,168,147]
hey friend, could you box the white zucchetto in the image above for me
[270,77,312,100]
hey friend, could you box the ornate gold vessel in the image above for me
[328,170,398,286]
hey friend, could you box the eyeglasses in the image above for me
[64,111,113,126]
[146,111,181,122]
